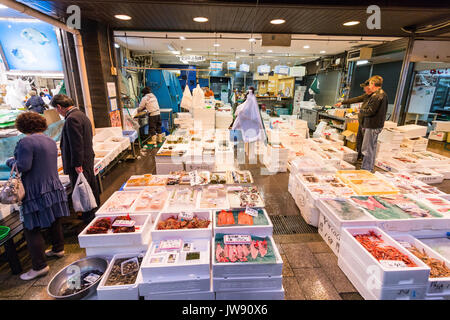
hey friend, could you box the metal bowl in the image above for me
[47,256,108,300]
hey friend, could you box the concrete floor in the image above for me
[1,141,449,300]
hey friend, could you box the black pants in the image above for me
[69,166,100,224]
[148,114,162,137]
[23,218,64,271]
[356,124,364,159]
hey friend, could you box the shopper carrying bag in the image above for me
[0,163,25,204]
[72,172,98,213]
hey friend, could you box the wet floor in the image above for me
[0,141,449,300]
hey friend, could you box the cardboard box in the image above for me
[342,130,356,143]
[346,141,356,150]
[346,121,359,133]
[43,109,62,125]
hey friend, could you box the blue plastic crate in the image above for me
[123,130,138,143]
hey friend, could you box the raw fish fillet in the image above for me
[216,243,224,261]
[258,240,268,257]
[242,244,250,257]
[229,245,238,262]
[227,211,235,225]
[250,241,259,259]
[236,245,245,261]
[238,211,253,225]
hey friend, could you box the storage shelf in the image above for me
[318,112,346,121]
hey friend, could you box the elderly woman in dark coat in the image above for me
[6,112,70,281]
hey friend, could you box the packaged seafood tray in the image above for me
[185,160,216,172]
[151,211,212,241]
[97,252,145,300]
[289,156,336,175]
[336,170,378,184]
[215,286,285,300]
[419,235,450,264]
[213,209,273,237]
[317,198,376,255]
[403,151,450,167]
[434,166,450,180]
[298,172,343,185]
[390,154,420,169]
[165,187,200,211]
[189,170,211,186]
[213,274,282,292]
[347,177,399,195]
[122,175,153,190]
[336,160,356,170]
[319,145,345,161]
[198,185,229,210]
[130,187,169,218]
[156,145,187,162]
[338,251,427,300]
[78,214,152,248]
[339,227,430,288]
[212,234,283,278]
[404,168,444,185]
[413,195,450,215]
[396,124,427,139]
[140,239,211,287]
[375,172,445,196]
[227,186,265,209]
[96,191,142,214]
[350,195,449,232]
[375,157,408,173]
[309,147,341,167]
[228,170,254,184]
[392,234,450,297]
[210,172,232,185]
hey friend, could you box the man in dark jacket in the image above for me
[359,75,388,172]
[335,80,371,160]
[51,94,100,223]
[25,90,46,114]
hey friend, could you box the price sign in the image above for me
[179,211,194,220]
[112,220,136,228]
[398,241,412,248]
[245,207,259,217]
[380,260,407,268]
[224,235,252,245]
[83,273,100,284]
[159,239,183,250]
[228,186,244,192]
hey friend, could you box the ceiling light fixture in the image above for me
[240,49,246,52]
[303,45,310,49]
[186,48,192,51]
[356,60,369,65]
[270,19,285,25]
[193,17,208,22]
[114,43,120,48]
[213,43,220,47]
[343,21,360,26]
[320,50,326,54]
[114,14,132,20]
[179,36,186,40]
[267,50,273,53]
[249,38,256,42]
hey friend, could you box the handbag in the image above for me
[0,163,25,204]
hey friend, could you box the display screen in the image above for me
[239,64,249,72]
[274,65,290,75]
[0,20,63,72]
[257,64,271,74]
[227,61,236,70]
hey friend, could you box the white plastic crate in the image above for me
[215,286,284,300]
[213,209,273,238]
[339,227,430,287]
[140,273,211,296]
[212,236,283,279]
[85,239,150,257]
[433,121,450,132]
[143,278,214,300]
[151,211,213,241]
[392,234,450,297]
[213,275,282,292]
[97,252,145,300]
[78,214,152,248]
[96,191,142,215]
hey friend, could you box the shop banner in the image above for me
[210,61,223,71]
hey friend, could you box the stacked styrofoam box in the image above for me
[338,227,430,300]
[174,113,194,129]
[263,144,289,173]
[433,121,450,132]
[392,234,450,300]
[429,131,448,142]
[384,121,398,129]
[215,110,233,129]
[212,235,284,300]
[193,108,215,130]
[78,214,152,256]
[376,128,404,157]
[336,146,358,164]
[316,198,376,255]
[404,168,445,185]
[396,125,427,139]
[97,252,145,300]
[401,137,428,152]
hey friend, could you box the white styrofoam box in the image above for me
[106,136,131,152]
[213,209,273,238]
[96,190,142,215]
[151,211,212,241]
[78,214,152,248]
[375,158,408,173]
[215,286,284,300]
[97,252,145,300]
[336,146,358,164]
[212,236,283,278]
[144,289,215,300]
[336,160,356,171]
[413,194,450,215]
[378,128,404,144]
[140,273,211,296]
[384,121,398,129]
[95,126,123,138]
[433,121,450,132]
[140,239,210,283]
[435,167,450,180]
[265,144,290,161]
[95,142,121,158]
[213,275,282,292]
[319,145,345,161]
[165,187,200,212]
[407,151,450,167]
[185,160,215,172]
[156,162,184,175]
[392,234,450,297]
[401,137,429,152]
[339,227,430,287]
[405,168,444,184]
[85,240,150,257]
[396,125,427,139]
[338,252,427,300]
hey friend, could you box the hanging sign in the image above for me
[239,64,250,72]
[257,64,271,74]
[210,61,223,71]
[227,61,237,70]
[274,65,290,75]
[177,55,205,63]
[289,66,306,77]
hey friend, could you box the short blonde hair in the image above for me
[29,90,37,96]
[369,75,383,87]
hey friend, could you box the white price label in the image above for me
[245,207,259,217]
[179,211,194,220]
[228,186,244,192]
[398,241,412,248]
[380,260,407,268]
[112,220,136,228]
[159,239,183,250]
[224,234,252,245]
[84,273,100,284]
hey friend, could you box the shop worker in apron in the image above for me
[335,80,371,161]
[137,86,163,145]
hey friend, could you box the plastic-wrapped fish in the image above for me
[21,28,50,45]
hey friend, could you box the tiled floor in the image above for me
[1,141,449,300]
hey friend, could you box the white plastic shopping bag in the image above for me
[72,173,97,212]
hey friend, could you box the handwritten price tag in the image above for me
[245,207,259,217]
[159,239,183,250]
[224,235,252,245]
[179,212,194,220]
[112,220,136,228]
[380,260,407,268]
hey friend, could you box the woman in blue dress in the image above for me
[6,112,70,280]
